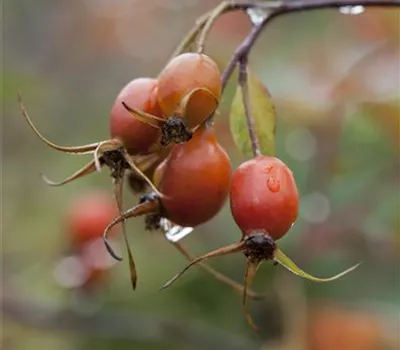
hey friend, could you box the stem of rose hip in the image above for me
[196,1,231,54]
[170,1,259,60]
[238,57,261,158]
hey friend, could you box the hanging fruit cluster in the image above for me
[19,1,363,330]
[18,51,263,301]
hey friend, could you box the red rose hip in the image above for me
[110,78,163,154]
[158,123,231,227]
[230,156,299,240]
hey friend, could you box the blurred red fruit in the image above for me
[308,305,384,350]
[65,191,121,248]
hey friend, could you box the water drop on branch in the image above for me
[246,8,268,25]
[339,5,365,15]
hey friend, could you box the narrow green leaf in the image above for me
[274,248,361,282]
[230,69,276,156]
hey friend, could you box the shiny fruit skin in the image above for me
[110,78,164,154]
[230,156,299,240]
[159,125,231,227]
[66,192,121,248]
[157,53,221,129]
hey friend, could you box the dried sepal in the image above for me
[122,102,164,129]
[178,87,219,122]
[161,240,246,290]
[41,159,98,186]
[93,139,124,172]
[171,241,265,301]
[243,259,261,330]
[18,93,100,154]
[103,198,160,261]
[18,94,158,191]
[113,176,137,290]
[120,149,163,197]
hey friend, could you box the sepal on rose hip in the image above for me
[18,79,166,292]
[102,194,264,300]
[18,79,165,210]
[273,248,361,282]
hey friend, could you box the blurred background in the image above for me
[2,1,399,349]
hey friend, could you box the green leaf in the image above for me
[230,69,276,156]
[274,248,361,282]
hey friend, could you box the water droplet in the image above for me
[267,176,280,192]
[162,218,194,242]
[246,8,268,25]
[339,5,365,15]
[264,164,273,173]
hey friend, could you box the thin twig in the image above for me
[168,11,211,61]
[196,1,232,54]
[169,1,260,60]
[257,0,400,14]
[221,23,262,90]
[238,57,262,157]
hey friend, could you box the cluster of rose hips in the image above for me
[19,51,358,329]
[18,52,263,298]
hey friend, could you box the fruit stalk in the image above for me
[238,57,261,157]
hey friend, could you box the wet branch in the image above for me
[222,0,400,89]
[216,0,400,156]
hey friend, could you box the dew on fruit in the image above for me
[264,164,273,173]
[267,176,280,192]
[246,8,268,25]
